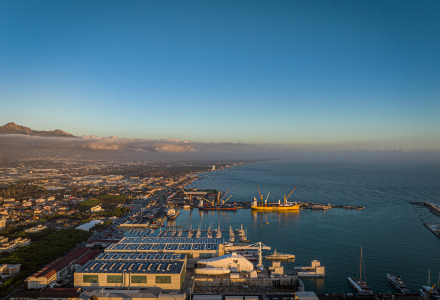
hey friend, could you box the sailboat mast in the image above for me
[359,246,363,282]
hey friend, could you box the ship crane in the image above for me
[284,186,297,204]
[264,193,270,205]
[218,189,230,205]
[222,195,233,205]
[257,185,264,206]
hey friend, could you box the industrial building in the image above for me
[79,288,185,300]
[105,237,224,264]
[25,248,91,289]
[74,253,186,292]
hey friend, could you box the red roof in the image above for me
[32,248,90,279]
[75,249,100,266]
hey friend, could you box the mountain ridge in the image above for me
[0,122,75,137]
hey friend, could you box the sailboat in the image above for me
[228,226,234,242]
[420,270,438,296]
[348,247,373,294]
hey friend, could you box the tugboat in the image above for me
[265,249,295,260]
[166,207,179,219]
[387,273,410,294]
[348,247,373,294]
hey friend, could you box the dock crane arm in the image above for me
[181,188,193,205]
[222,195,233,204]
[285,186,297,202]
[257,185,264,205]
[218,189,230,205]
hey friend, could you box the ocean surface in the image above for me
[169,160,440,294]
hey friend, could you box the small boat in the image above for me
[183,205,191,209]
[237,224,245,236]
[239,228,250,242]
[206,225,213,238]
[215,224,222,238]
[228,226,234,242]
[265,249,295,260]
[387,273,410,294]
[348,247,373,294]
[166,207,179,219]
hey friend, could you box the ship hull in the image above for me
[348,277,373,294]
[167,210,180,219]
[251,204,300,210]
[387,273,410,294]
[199,206,238,210]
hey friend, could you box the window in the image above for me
[107,275,123,283]
[83,275,98,283]
[200,253,213,258]
[156,276,171,284]
[186,253,193,258]
[131,275,147,283]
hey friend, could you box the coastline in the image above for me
[183,161,262,188]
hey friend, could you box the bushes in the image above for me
[91,220,113,232]
[96,194,129,204]
[78,199,101,207]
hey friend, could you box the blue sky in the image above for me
[0,0,439,150]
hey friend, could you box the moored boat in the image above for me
[265,249,295,260]
[166,207,179,219]
[251,186,300,211]
[348,247,373,294]
[387,273,410,294]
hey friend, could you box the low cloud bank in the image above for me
[0,134,439,163]
[0,134,253,153]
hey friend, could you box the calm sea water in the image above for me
[170,160,440,294]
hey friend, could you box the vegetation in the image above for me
[96,194,129,204]
[0,227,56,240]
[95,207,129,218]
[0,184,46,199]
[78,199,101,207]
[0,228,92,292]
[91,220,113,231]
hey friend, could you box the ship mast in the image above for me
[359,246,362,282]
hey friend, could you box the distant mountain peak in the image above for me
[0,122,76,138]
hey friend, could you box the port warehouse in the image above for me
[105,237,225,263]
[74,253,186,292]
[25,248,94,289]
[75,237,223,292]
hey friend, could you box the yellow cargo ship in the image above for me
[251,185,300,210]
[251,202,300,210]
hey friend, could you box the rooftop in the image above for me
[77,260,184,274]
[96,252,186,261]
[119,237,224,244]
